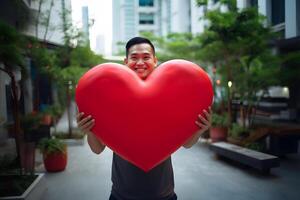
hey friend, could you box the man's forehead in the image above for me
[128,43,154,55]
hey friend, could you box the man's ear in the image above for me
[124,58,128,65]
[154,56,158,66]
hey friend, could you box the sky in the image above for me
[71,0,112,56]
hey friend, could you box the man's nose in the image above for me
[136,58,144,65]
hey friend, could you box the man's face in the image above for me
[124,43,157,80]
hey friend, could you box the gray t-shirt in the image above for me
[111,153,175,200]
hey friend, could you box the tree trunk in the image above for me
[67,84,72,137]
[0,67,24,174]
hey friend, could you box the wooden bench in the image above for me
[210,142,280,173]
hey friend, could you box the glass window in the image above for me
[139,0,154,7]
[271,0,285,25]
[139,13,154,24]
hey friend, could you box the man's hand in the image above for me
[195,107,212,134]
[76,112,95,134]
[183,107,212,148]
[76,112,106,154]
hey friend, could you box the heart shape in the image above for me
[75,59,213,171]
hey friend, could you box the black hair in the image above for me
[125,37,155,57]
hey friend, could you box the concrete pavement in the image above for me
[41,102,300,200]
[37,139,300,200]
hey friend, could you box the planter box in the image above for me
[0,173,47,200]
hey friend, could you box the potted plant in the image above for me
[38,138,67,172]
[210,113,229,142]
[40,104,63,126]
[229,123,250,139]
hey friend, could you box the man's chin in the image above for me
[138,73,148,80]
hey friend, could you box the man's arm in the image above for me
[183,108,212,148]
[77,112,106,154]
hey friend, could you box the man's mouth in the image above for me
[135,67,147,73]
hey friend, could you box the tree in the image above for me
[142,32,203,64]
[0,21,26,173]
[195,1,281,127]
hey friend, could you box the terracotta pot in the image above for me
[43,150,67,172]
[210,127,228,142]
[41,115,52,125]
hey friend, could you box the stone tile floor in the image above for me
[37,139,300,200]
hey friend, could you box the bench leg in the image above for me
[261,168,270,174]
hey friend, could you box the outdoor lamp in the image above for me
[228,81,232,88]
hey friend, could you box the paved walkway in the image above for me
[37,139,300,200]
[40,103,300,200]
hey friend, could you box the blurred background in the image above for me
[0,0,299,199]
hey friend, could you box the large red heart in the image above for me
[75,59,213,171]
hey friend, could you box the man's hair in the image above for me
[125,37,155,57]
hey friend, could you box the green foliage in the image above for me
[38,138,66,155]
[20,113,42,133]
[42,104,63,118]
[53,131,84,139]
[245,142,264,152]
[198,7,275,63]
[196,5,282,126]
[197,0,237,11]
[229,123,250,138]
[0,20,24,68]
[279,51,300,86]
[58,66,88,85]
[28,40,58,78]
[70,45,104,68]
[212,113,229,127]
[141,32,202,64]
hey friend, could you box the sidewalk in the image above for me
[38,103,300,200]
[37,139,300,200]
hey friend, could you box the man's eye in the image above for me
[144,57,150,60]
[131,57,137,60]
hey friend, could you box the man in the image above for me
[77,37,212,200]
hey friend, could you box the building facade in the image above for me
[111,0,299,121]
[242,0,300,121]
[82,6,90,46]
[0,0,72,143]
[112,0,194,55]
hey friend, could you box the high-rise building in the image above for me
[95,34,106,55]
[112,0,160,54]
[112,0,194,55]
[82,6,90,46]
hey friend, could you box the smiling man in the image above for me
[77,37,212,200]
[124,37,157,80]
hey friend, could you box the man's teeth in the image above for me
[136,68,146,72]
